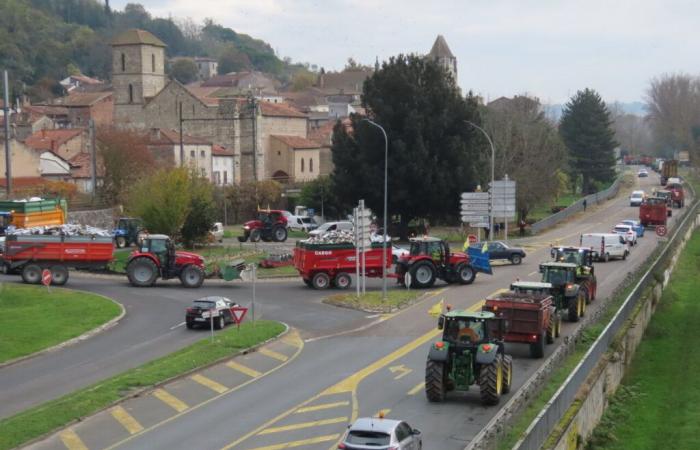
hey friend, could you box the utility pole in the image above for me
[178,102,184,167]
[89,119,97,200]
[3,70,11,196]
[250,97,258,181]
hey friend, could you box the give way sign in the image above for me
[230,306,248,325]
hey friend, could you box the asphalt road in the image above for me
[22,171,686,450]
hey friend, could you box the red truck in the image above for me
[639,197,669,227]
[1,234,114,285]
[482,291,558,358]
[667,182,685,208]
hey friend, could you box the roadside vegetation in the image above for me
[0,320,285,450]
[0,285,121,363]
[324,289,424,313]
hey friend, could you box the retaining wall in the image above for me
[67,208,118,230]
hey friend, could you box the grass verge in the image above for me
[586,230,700,450]
[0,320,285,450]
[324,289,424,313]
[0,284,121,363]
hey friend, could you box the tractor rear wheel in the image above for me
[567,293,584,322]
[334,272,351,289]
[273,226,288,242]
[479,354,503,405]
[312,272,331,290]
[21,264,42,284]
[555,316,562,338]
[127,257,158,287]
[456,264,476,285]
[115,236,127,248]
[502,355,513,394]
[529,332,546,358]
[546,318,555,344]
[50,265,69,286]
[250,229,262,242]
[410,261,436,288]
[180,265,205,288]
[425,359,446,402]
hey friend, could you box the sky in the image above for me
[111,0,700,104]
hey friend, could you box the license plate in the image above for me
[194,318,206,322]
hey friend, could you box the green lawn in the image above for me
[324,289,423,313]
[528,192,583,223]
[0,285,121,363]
[0,320,285,450]
[587,230,700,450]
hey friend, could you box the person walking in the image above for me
[583,198,588,212]
[519,219,526,237]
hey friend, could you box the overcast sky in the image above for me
[111,0,700,104]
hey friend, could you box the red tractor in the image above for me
[395,236,491,289]
[237,210,288,242]
[126,234,206,288]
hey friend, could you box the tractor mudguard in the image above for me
[428,342,450,362]
[475,343,498,364]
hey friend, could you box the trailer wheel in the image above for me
[115,236,127,248]
[410,261,436,288]
[21,264,42,284]
[127,257,158,287]
[502,354,513,394]
[312,272,331,290]
[425,359,446,402]
[250,229,262,242]
[50,265,69,286]
[456,264,476,285]
[273,226,288,242]
[334,272,352,289]
[479,354,503,405]
[180,265,205,288]
[529,332,546,358]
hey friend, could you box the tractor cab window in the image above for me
[256,212,272,224]
[543,267,573,285]
[445,318,484,344]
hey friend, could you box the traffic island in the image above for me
[323,290,426,313]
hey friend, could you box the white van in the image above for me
[580,233,629,262]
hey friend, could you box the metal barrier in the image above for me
[514,184,698,450]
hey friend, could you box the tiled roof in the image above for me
[25,128,84,151]
[24,105,69,117]
[111,29,166,47]
[317,68,373,94]
[147,129,211,145]
[307,121,336,147]
[428,35,455,59]
[212,144,233,156]
[68,153,97,178]
[54,92,112,107]
[183,85,221,106]
[259,102,306,118]
[0,177,46,188]
[271,135,321,149]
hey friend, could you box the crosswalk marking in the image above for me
[247,434,341,450]
[258,417,348,435]
[258,347,289,362]
[294,401,349,414]
[59,429,88,450]
[226,360,262,378]
[152,388,188,412]
[110,406,143,434]
[191,374,228,394]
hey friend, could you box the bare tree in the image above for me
[609,104,654,156]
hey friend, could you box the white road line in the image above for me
[170,321,186,330]
[528,270,538,276]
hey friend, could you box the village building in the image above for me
[428,35,458,85]
[212,144,234,186]
[194,57,218,80]
[146,128,213,180]
[268,135,332,182]
[50,91,114,127]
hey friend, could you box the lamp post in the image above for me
[363,118,388,300]
[465,120,495,241]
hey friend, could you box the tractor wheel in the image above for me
[425,359,446,402]
[250,229,262,242]
[581,286,591,304]
[479,354,503,405]
[237,235,248,243]
[546,319,555,344]
[180,265,205,288]
[115,236,127,248]
[510,254,522,265]
[334,272,352,290]
[21,264,42,284]
[456,264,476,285]
[273,226,288,242]
[312,272,331,290]
[567,293,584,322]
[50,265,69,286]
[529,331,546,358]
[127,257,158,287]
[502,354,513,394]
[555,316,562,338]
[410,261,436,288]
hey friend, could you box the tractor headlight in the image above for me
[243,225,250,230]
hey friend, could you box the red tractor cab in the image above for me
[126,234,206,288]
[395,236,491,289]
[238,210,288,243]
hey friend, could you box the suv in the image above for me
[339,417,422,449]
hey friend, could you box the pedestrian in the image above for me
[583,198,588,212]
[519,219,526,237]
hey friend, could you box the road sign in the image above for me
[461,192,490,200]
[469,222,490,228]
[656,225,667,237]
[461,209,490,216]
[42,269,52,287]
[467,234,478,245]
[461,215,489,223]
[230,306,248,325]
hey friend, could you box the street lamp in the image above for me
[464,120,495,241]
[362,118,389,300]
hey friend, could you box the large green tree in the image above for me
[331,54,487,233]
[559,88,618,194]
[170,58,198,84]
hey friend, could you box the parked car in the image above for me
[620,219,645,237]
[209,222,224,243]
[470,240,526,265]
[612,223,638,246]
[287,216,318,232]
[638,169,649,177]
[339,416,422,449]
[308,220,353,237]
[629,190,645,207]
[185,296,240,330]
[580,233,629,262]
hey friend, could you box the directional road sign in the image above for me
[461,215,490,223]
[469,222,490,228]
[461,192,490,200]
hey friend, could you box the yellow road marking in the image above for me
[152,388,188,412]
[258,347,289,362]
[59,429,88,450]
[407,382,425,395]
[376,408,391,417]
[389,364,412,380]
[295,401,350,414]
[226,360,262,378]
[191,374,228,394]
[258,417,348,435]
[248,434,341,450]
[110,406,143,434]
[281,330,303,348]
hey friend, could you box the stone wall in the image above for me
[67,207,118,230]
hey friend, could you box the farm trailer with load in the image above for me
[0,198,67,235]
[639,197,669,227]
[660,159,678,185]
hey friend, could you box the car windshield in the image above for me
[631,193,643,198]
[346,430,391,445]
[614,227,629,233]
[193,301,216,309]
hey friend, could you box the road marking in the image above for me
[407,381,425,395]
[376,408,391,417]
[258,347,289,362]
[110,405,143,434]
[281,332,303,348]
[247,434,341,450]
[191,374,228,394]
[389,364,412,380]
[59,429,88,450]
[258,417,348,435]
[169,321,185,330]
[528,270,538,276]
[295,401,350,414]
[226,360,262,378]
[152,388,188,412]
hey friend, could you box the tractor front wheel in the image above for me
[479,354,503,405]
[456,264,476,285]
[273,226,288,242]
[180,265,205,288]
[127,257,158,287]
[502,354,513,394]
[410,261,436,288]
[425,359,446,402]
[250,229,262,242]
[567,293,584,322]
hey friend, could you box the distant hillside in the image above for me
[0,0,310,100]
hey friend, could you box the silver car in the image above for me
[340,417,422,449]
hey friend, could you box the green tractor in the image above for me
[425,310,513,405]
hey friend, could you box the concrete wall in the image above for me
[0,141,41,178]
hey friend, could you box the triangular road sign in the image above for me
[230,306,248,324]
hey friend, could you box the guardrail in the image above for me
[513,181,698,450]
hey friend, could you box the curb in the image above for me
[322,291,431,314]
[0,291,126,370]
[71,270,299,284]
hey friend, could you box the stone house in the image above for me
[146,128,213,180]
[59,74,104,93]
[52,91,114,127]
[24,128,86,162]
[212,144,234,186]
[269,135,331,182]
[194,57,218,80]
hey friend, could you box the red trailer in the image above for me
[1,234,113,285]
[482,292,558,358]
[639,197,668,227]
[668,182,685,208]
[293,241,392,289]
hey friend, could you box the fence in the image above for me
[530,177,622,234]
[513,183,698,450]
